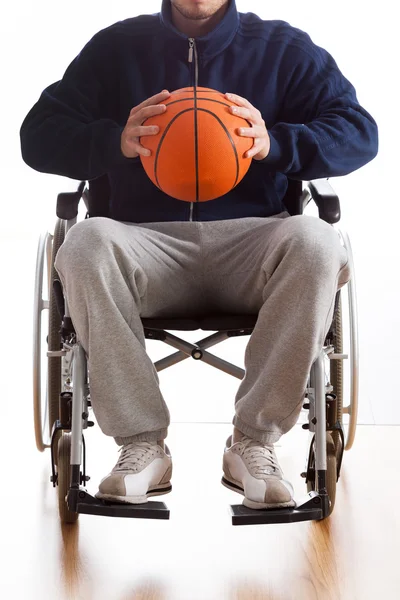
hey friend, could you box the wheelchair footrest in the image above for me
[230,492,324,525]
[73,489,170,519]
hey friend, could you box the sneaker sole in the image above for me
[221,476,295,510]
[95,482,172,505]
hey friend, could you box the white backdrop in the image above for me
[1,1,398,427]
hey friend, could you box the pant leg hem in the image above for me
[114,428,168,446]
[233,416,282,445]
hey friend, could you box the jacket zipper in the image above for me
[188,37,198,222]
[188,38,194,63]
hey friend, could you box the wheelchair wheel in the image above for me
[331,229,359,451]
[33,231,53,451]
[307,433,337,516]
[48,219,66,438]
[33,219,66,452]
[57,432,79,524]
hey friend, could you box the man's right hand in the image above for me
[121,90,171,158]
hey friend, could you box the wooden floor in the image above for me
[1,422,399,600]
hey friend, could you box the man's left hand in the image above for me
[225,93,270,161]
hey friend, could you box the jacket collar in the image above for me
[159,0,239,61]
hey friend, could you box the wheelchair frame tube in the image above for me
[158,331,245,378]
[313,350,327,471]
[70,343,86,467]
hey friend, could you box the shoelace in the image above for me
[240,436,280,476]
[113,442,158,472]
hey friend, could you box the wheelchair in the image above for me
[33,176,359,525]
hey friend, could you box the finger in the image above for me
[246,142,264,158]
[130,91,170,116]
[132,142,152,157]
[123,138,152,158]
[129,104,167,125]
[237,126,265,138]
[140,104,167,121]
[133,125,160,137]
[136,145,152,157]
[230,105,257,122]
[132,91,170,113]
[225,92,253,110]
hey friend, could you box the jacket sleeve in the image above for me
[20,28,129,180]
[261,29,378,179]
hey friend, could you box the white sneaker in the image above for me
[222,436,295,509]
[95,442,172,504]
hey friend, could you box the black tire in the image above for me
[329,293,344,462]
[307,433,337,517]
[48,219,66,439]
[57,433,79,524]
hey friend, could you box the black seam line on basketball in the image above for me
[193,39,199,205]
[176,90,221,93]
[154,107,240,192]
[194,83,199,203]
[185,90,221,94]
[154,108,194,191]
[166,97,252,130]
[165,98,232,108]
[198,108,240,188]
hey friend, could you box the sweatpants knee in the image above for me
[55,217,117,275]
[282,215,347,277]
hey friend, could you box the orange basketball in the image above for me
[140,87,253,202]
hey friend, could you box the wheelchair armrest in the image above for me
[56,181,86,220]
[307,179,341,224]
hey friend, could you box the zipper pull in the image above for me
[188,38,194,63]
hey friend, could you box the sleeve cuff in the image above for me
[100,123,142,172]
[106,125,136,168]
[258,131,283,167]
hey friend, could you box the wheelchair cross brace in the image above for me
[145,328,248,379]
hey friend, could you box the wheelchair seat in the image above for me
[141,314,258,332]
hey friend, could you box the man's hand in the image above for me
[225,93,271,161]
[121,90,171,158]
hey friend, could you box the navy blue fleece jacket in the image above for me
[20,0,378,222]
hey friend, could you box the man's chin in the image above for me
[186,13,212,20]
[174,6,213,20]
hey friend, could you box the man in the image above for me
[20,0,378,509]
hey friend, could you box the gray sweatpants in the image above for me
[55,214,350,446]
